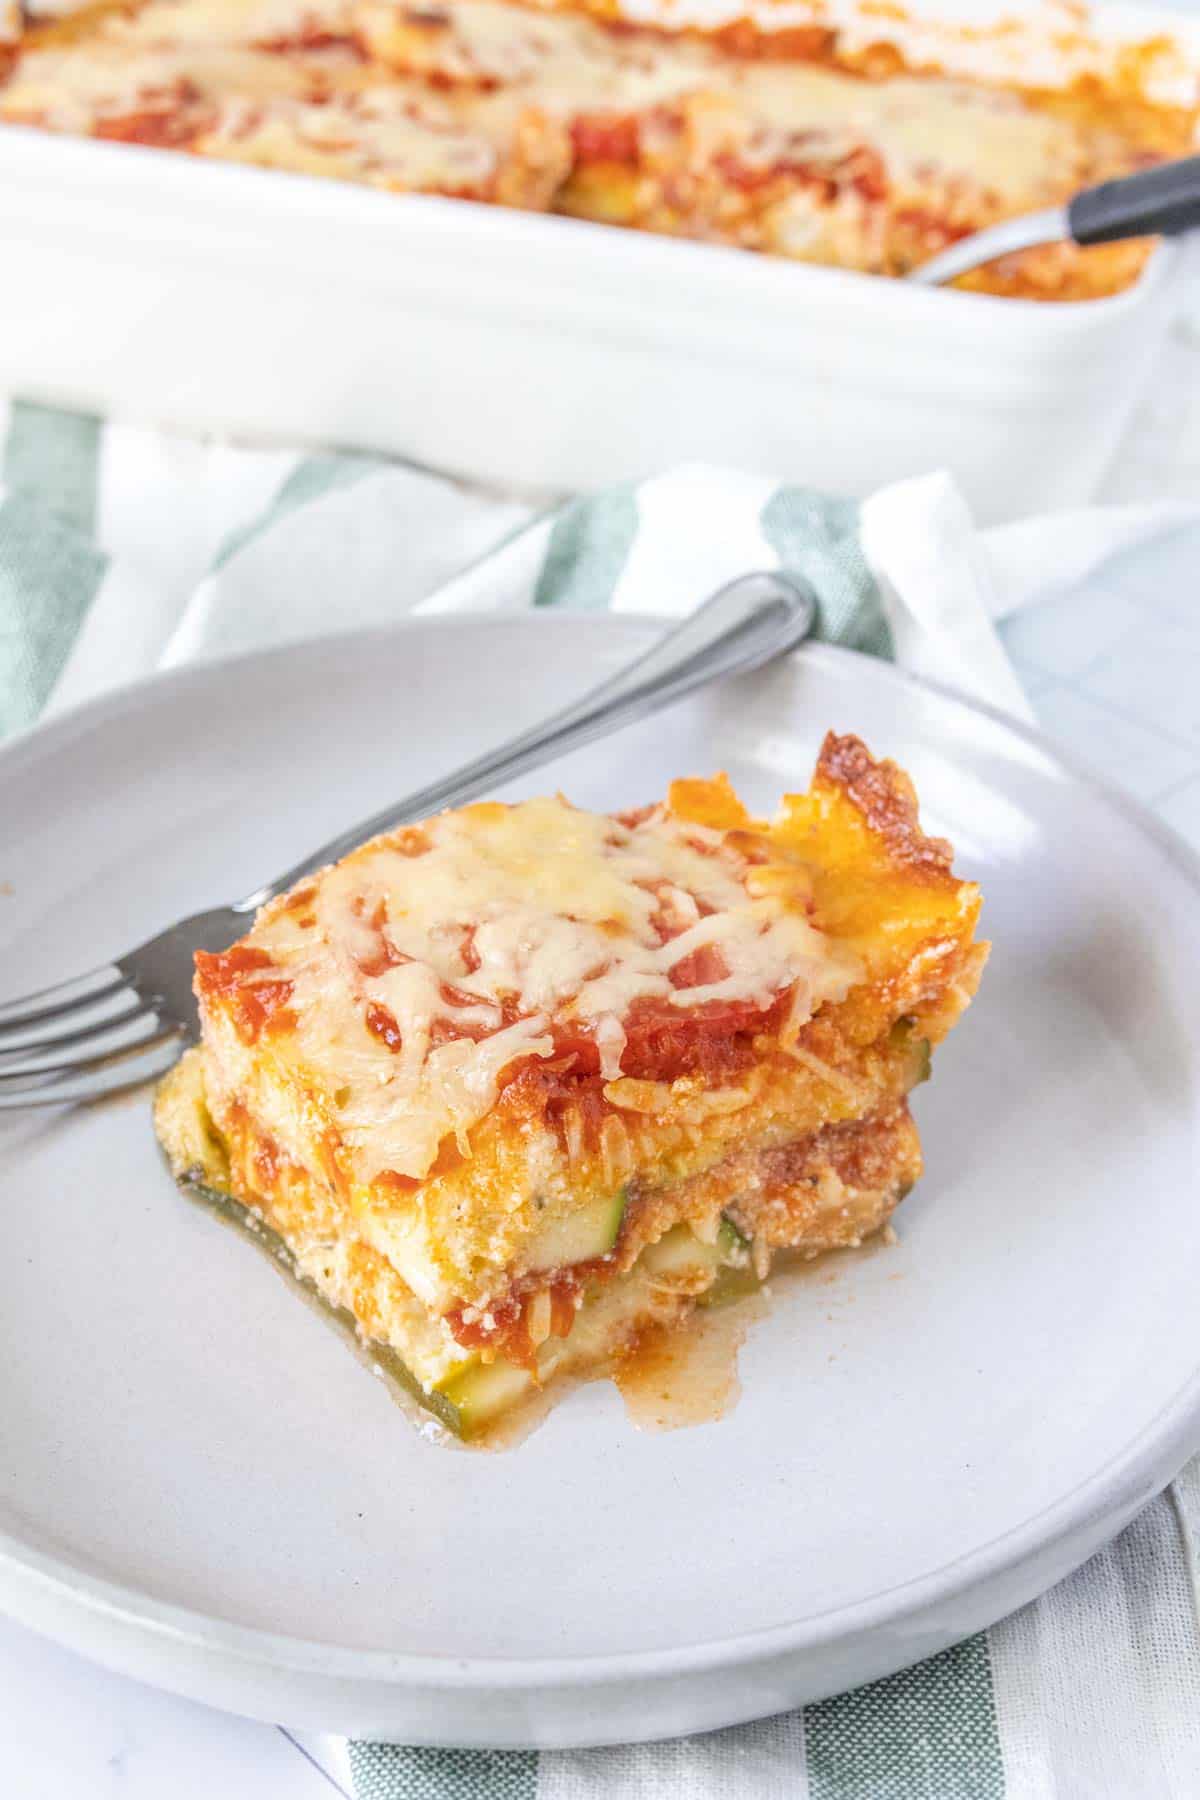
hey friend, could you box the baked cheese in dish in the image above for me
[3,0,1193,299]
[155,733,987,1440]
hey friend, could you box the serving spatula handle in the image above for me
[1069,155,1200,246]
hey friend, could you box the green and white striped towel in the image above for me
[3,396,1200,1799]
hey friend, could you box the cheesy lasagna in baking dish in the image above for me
[2,0,1193,297]
[155,734,987,1441]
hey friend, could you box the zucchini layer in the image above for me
[437,1216,757,1436]
[156,1048,919,1442]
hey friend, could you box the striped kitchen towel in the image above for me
[3,395,1200,1799]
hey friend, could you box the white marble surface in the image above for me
[0,315,1198,1799]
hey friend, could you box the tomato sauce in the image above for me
[194,944,297,1044]
[365,1001,404,1052]
[570,112,641,165]
[446,1266,588,1371]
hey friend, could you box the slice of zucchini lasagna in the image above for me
[156,733,986,1439]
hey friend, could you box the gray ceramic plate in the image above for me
[1,615,1198,1746]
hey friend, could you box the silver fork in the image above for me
[0,571,817,1110]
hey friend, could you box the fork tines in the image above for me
[0,965,181,1107]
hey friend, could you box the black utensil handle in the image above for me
[1069,155,1200,246]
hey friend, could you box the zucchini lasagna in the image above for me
[3,0,1193,298]
[155,733,987,1440]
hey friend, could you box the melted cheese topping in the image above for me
[363,0,1082,200]
[4,0,1151,231]
[731,68,1079,201]
[230,794,860,1183]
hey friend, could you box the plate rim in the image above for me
[3,609,1200,1691]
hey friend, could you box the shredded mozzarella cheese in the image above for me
[237,793,860,1179]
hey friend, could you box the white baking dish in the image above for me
[0,1,1196,521]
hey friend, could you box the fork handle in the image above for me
[1069,155,1200,246]
[235,571,817,914]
